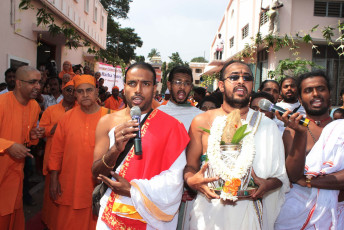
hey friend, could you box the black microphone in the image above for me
[258,99,310,127]
[130,106,142,159]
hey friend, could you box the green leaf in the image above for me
[311,24,319,32]
[231,124,251,144]
[303,34,312,43]
[198,127,210,134]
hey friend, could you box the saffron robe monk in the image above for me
[58,61,75,80]
[39,81,75,229]
[48,75,111,230]
[0,66,44,230]
[104,86,125,111]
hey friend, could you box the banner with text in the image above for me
[98,62,124,92]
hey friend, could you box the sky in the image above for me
[118,0,229,63]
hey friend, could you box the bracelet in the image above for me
[102,154,115,169]
[305,176,312,188]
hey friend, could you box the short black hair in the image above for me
[47,77,61,86]
[219,60,252,81]
[193,87,206,97]
[259,79,279,92]
[279,76,296,91]
[297,70,331,96]
[168,66,193,82]
[5,68,16,78]
[124,62,156,85]
[198,95,221,109]
[333,108,344,117]
[250,91,275,107]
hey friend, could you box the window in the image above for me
[84,0,89,13]
[195,80,200,84]
[314,0,344,17]
[94,7,98,23]
[242,24,249,39]
[230,37,234,48]
[101,15,104,29]
[260,11,269,25]
[195,69,202,73]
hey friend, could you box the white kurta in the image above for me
[96,121,186,230]
[158,100,203,132]
[275,119,344,230]
[189,109,290,230]
[158,100,203,230]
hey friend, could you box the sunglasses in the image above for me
[225,74,253,82]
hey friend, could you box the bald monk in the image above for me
[58,60,75,79]
[39,80,76,229]
[104,86,125,111]
[48,75,112,230]
[0,66,44,230]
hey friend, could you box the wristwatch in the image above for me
[305,176,312,188]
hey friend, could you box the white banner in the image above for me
[98,62,124,92]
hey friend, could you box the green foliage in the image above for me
[231,124,251,144]
[190,57,208,63]
[160,52,188,94]
[268,58,324,82]
[134,55,145,62]
[100,0,132,19]
[148,48,160,58]
[200,72,219,89]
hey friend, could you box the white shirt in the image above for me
[42,94,63,110]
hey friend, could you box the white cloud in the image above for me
[118,0,228,62]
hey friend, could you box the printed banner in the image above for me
[98,62,124,92]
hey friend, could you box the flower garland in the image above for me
[207,115,256,201]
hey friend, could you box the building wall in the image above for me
[0,0,107,82]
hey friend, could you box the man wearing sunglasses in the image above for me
[158,65,203,230]
[0,66,44,229]
[184,60,289,230]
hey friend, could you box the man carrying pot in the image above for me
[184,60,289,230]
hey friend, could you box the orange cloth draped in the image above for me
[58,61,75,79]
[47,106,110,229]
[0,92,40,228]
[39,100,76,228]
[73,74,96,88]
[160,100,168,105]
[151,99,161,109]
[104,96,124,111]
[101,109,189,229]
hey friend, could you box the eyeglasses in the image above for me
[225,75,253,82]
[172,80,192,87]
[19,79,43,86]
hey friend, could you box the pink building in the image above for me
[0,0,107,82]
[205,0,343,105]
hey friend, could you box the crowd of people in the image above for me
[0,60,343,230]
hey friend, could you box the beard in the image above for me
[224,85,250,108]
[282,92,297,103]
[301,97,330,116]
[171,89,189,104]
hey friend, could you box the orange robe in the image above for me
[39,101,75,229]
[47,106,110,230]
[104,96,124,111]
[0,92,40,230]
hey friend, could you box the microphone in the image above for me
[258,99,310,127]
[130,106,142,159]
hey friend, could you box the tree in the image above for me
[134,55,145,62]
[99,1,143,65]
[161,52,188,94]
[190,57,208,63]
[148,48,160,58]
[100,0,132,19]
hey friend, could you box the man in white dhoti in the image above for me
[92,62,190,229]
[158,65,203,230]
[275,70,344,229]
[273,76,306,134]
[184,60,289,230]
